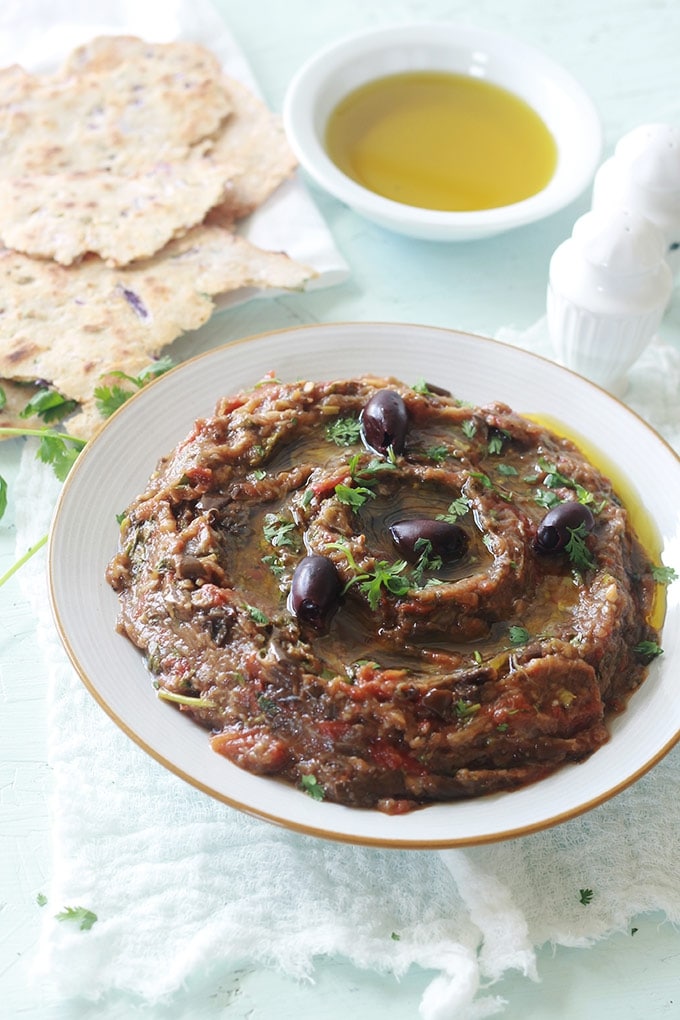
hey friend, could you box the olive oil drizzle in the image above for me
[325,70,558,211]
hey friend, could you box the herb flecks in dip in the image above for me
[106,375,661,814]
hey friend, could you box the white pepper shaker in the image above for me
[546,207,673,396]
[591,123,680,278]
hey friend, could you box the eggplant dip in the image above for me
[106,375,665,814]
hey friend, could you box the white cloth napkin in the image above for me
[15,325,680,1020]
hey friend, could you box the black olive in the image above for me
[360,389,409,455]
[535,501,595,553]
[389,518,468,563]
[289,554,342,631]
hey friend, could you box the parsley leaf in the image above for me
[263,514,299,549]
[487,429,510,455]
[0,384,5,410]
[469,471,493,490]
[436,496,470,523]
[245,604,269,625]
[534,489,561,510]
[508,625,530,645]
[300,774,325,800]
[424,444,449,463]
[325,417,362,446]
[0,475,7,521]
[55,905,98,931]
[652,564,678,584]
[634,640,663,660]
[411,537,443,586]
[360,560,410,610]
[461,419,477,438]
[564,522,596,571]
[334,482,375,509]
[578,888,594,906]
[20,389,78,424]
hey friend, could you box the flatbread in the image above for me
[0,36,297,265]
[0,224,314,438]
[207,76,298,223]
[0,38,232,176]
[0,35,311,441]
[0,156,240,266]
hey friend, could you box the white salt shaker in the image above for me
[591,123,680,278]
[547,207,673,396]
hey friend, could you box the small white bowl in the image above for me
[283,23,603,241]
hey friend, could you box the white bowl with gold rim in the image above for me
[283,23,603,241]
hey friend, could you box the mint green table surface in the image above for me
[2,1,680,1017]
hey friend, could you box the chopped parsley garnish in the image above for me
[329,541,410,610]
[454,700,481,718]
[334,482,375,509]
[497,463,519,477]
[262,553,285,578]
[508,625,530,645]
[564,522,596,571]
[36,892,47,907]
[487,429,510,455]
[411,537,443,586]
[325,417,362,446]
[538,458,601,509]
[469,471,493,490]
[0,385,5,410]
[245,604,269,625]
[436,496,470,523]
[263,514,299,549]
[0,475,6,521]
[55,906,98,931]
[411,378,431,394]
[534,489,561,510]
[634,640,663,659]
[424,444,450,463]
[462,419,477,439]
[300,774,325,800]
[359,560,410,610]
[652,565,678,584]
[578,888,594,906]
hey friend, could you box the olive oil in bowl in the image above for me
[325,71,558,212]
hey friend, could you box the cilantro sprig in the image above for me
[19,389,78,424]
[94,356,174,418]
